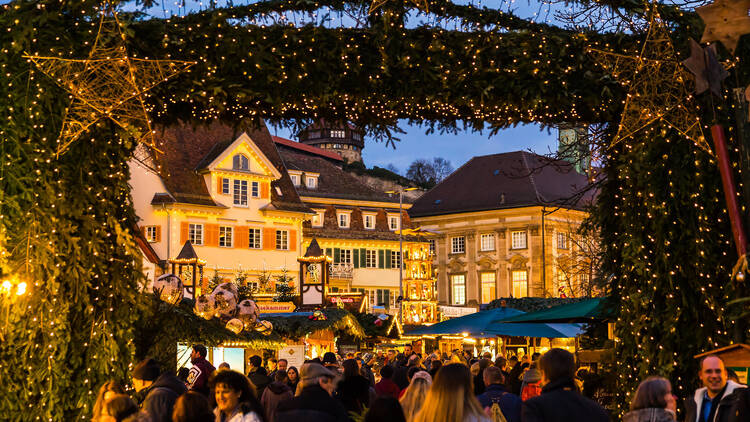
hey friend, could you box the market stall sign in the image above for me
[257,301,296,313]
[439,305,477,318]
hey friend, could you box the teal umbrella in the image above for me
[494,298,613,323]
[485,322,584,338]
[405,307,525,338]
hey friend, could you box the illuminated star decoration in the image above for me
[370,0,430,15]
[696,0,750,55]
[589,6,709,153]
[681,39,729,97]
[23,3,194,156]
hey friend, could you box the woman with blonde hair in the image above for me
[92,380,125,421]
[399,372,431,421]
[623,377,676,422]
[413,363,489,422]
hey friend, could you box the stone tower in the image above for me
[298,120,364,163]
[557,123,590,173]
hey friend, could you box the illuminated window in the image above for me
[340,249,352,265]
[511,231,527,249]
[312,211,325,227]
[338,213,350,228]
[232,154,249,170]
[512,270,528,298]
[331,130,346,138]
[557,232,568,249]
[233,180,248,206]
[480,233,495,251]
[276,230,289,250]
[451,274,466,305]
[365,250,377,268]
[364,214,375,229]
[290,174,300,186]
[145,226,159,243]
[189,224,203,245]
[248,228,261,249]
[306,176,318,189]
[391,251,401,269]
[481,272,496,304]
[388,216,400,231]
[219,226,233,247]
[451,236,465,254]
[428,239,436,255]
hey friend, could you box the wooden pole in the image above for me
[712,124,748,257]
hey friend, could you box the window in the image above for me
[219,226,233,247]
[331,129,345,138]
[391,251,401,269]
[512,270,528,298]
[308,130,320,139]
[145,226,159,242]
[306,176,317,189]
[352,132,362,141]
[333,143,342,149]
[232,154,249,170]
[340,249,352,265]
[480,233,495,251]
[188,224,203,245]
[251,181,259,198]
[388,216,400,231]
[365,250,377,268]
[428,239,436,255]
[376,289,391,307]
[511,231,527,249]
[481,272,496,304]
[290,174,300,186]
[557,232,568,249]
[248,228,261,249]
[233,180,248,206]
[276,230,289,250]
[363,214,375,230]
[338,213,350,228]
[221,178,230,195]
[451,236,465,254]
[312,211,325,227]
[451,274,466,305]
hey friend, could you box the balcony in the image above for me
[330,263,353,279]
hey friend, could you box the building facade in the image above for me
[409,151,596,308]
[129,122,311,291]
[297,120,365,163]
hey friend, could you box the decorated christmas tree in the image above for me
[274,267,296,302]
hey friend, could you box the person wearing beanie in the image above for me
[132,358,187,422]
[187,344,215,397]
[276,363,348,422]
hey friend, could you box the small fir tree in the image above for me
[274,267,296,302]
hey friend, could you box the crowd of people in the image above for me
[91,343,750,422]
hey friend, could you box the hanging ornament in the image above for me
[215,282,239,298]
[22,1,194,156]
[237,299,260,327]
[153,273,183,305]
[589,4,709,152]
[255,320,273,335]
[226,318,245,334]
[682,39,730,97]
[211,288,238,319]
[696,0,750,55]
[195,295,215,320]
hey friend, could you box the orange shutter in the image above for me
[263,228,276,250]
[288,230,297,251]
[180,222,189,244]
[261,182,270,199]
[236,226,249,249]
[155,226,162,242]
[141,226,147,238]
[206,224,219,247]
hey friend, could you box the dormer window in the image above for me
[306,176,318,189]
[352,132,362,141]
[290,174,300,186]
[232,154,249,171]
[330,130,345,138]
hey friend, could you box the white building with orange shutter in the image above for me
[128,121,311,291]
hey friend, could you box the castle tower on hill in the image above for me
[297,120,365,164]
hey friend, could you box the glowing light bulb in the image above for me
[1,280,11,292]
[16,282,27,296]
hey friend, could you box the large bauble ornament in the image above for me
[215,282,238,298]
[211,288,238,318]
[226,318,245,334]
[237,299,259,327]
[255,320,273,335]
[153,273,183,305]
[195,295,215,320]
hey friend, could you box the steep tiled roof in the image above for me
[152,121,310,213]
[409,151,596,218]
[276,144,399,203]
[272,136,343,162]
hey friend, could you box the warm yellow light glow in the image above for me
[15,282,26,296]
[1,280,11,292]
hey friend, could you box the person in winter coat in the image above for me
[213,369,267,422]
[412,363,489,422]
[188,344,216,397]
[335,359,372,414]
[247,356,272,399]
[172,391,215,422]
[261,371,293,422]
[684,355,749,422]
[285,367,299,394]
[507,358,524,396]
[476,366,521,422]
[622,377,676,422]
[520,363,542,401]
[275,363,349,422]
[521,349,610,422]
[132,358,188,422]
[374,365,401,398]
[399,372,431,421]
[93,380,125,422]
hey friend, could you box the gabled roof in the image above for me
[272,136,343,162]
[133,224,160,264]
[409,151,596,218]
[152,121,310,213]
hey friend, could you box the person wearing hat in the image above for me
[132,358,187,422]
[275,363,349,422]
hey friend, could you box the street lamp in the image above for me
[386,187,418,324]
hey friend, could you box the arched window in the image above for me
[232,154,249,170]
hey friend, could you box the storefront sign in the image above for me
[328,294,364,312]
[439,305,477,318]
[279,345,305,369]
[257,301,296,313]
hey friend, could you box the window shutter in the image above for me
[385,250,392,268]
[378,250,385,269]
[325,248,332,259]
[235,226,249,249]
[155,226,161,242]
[353,249,360,268]
[334,248,341,264]
[141,226,147,238]
[217,177,224,194]
[206,224,219,247]
[261,182,270,199]
[360,249,366,267]
[288,230,296,251]
[263,228,276,250]
[180,222,189,244]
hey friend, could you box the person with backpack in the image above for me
[520,363,542,401]
[476,366,521,422]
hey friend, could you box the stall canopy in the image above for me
[406,307,525,338]
[484,322,585,338]
[494,297,613,323]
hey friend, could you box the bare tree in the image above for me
[553,218,603,298]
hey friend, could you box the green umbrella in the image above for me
[494,297,613,323]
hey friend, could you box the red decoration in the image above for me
[711,124,748,258]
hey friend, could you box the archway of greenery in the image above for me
[1,0,748,419]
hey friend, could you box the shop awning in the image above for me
[494,297,613,323]
[484,322,585,338]
[405,307,526,338]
